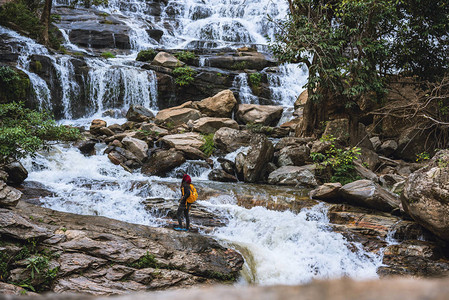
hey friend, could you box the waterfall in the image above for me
[233,73,259,104]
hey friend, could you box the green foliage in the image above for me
[416,152,430,163]
[127,252,158,269]
[172,66,197,86]
[174,51,196,63]
[248,72,262,88]
[200,133,215,157]
[50,14,61,23]
[0,102,80,162]
[136,49,157,62]
[311,136,362,185]
[0,1,44,40]
[0,66,30,103]
[0,252,9,281]
[230,61,248,70]
[101,51,115,59]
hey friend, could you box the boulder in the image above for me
[155,107,202,126]
[192,117,239,134]
[274,137,313,151]
[380,140,398,156]
[99,127,116,137]
[323,119,372,149]
[141,150,186,176]
[276,145,310,167]
[208,169,238,183]
[268,165,318,188]
[75,140,96,156]
[122,136,149,162]
[213,128,252,153]
[370,136,382,151]
[339,180,400,212]
[140,123,169,136]
[151,52,184,68]
[218,158,236,175]
[310,183,342,201]
[3,160,28,184]
[206,52,276,71]
[242,134,274,183]
[294,90,308,109]
[175,145,208,161]
[235,104,283,126]
[90,119,107,135]
[126,105,155,122]
[161,133,205,150]
[0,209,51,240]
[194,90,237,118]
[401,150,449,241]
[0,181,22,208]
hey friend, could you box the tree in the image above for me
[40,0,52,45]
[270,0,449,141]
[0,102,80,162]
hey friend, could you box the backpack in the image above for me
[186,184,198,204]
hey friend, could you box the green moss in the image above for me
[230,61,248,70]
[136,49,157,62]
[127,252,158,269]
[203,270,237,282]
[101,51,116,59]
[0,66,30,103]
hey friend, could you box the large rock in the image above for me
[323,119,373,149]
[310,183,342,201]
[241,135,274,183]
[194,90,237,118]
[206,51,276,71]
[276,145,310,167]
[121,136,149,162]
[3,160,28,184]
[90,119,107,136]
[339,180,400,212]
[213,128,252,153]
[192,117,239,134]
[160,133,205,150]
[208,169,238,183]
[294,90,308,109]
[0,181,22,208]
[268,165,318,188]
[142,150,186,176]
[0,209,51,240]
[235,104,283,126]
[401,150,449,241]
[151,52,184,68]
[155,107,202,126]
[126,105,155,122]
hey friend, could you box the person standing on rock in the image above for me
[175,174,198,231]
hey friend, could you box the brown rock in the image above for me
[213,128,252,153]
[155,107,202,126]
[160,133,205,150]
[90,119,107,135]
[235,104,283,126]
[142,149,186,176]
[294,89,308,109]
[242,134,274,183]
[192,117,239,134]
[310,183,342,201]
[151,52,184,68]
[0,181,22,208]
[194,90,237,118]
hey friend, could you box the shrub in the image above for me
[174,51,196,63]
[0,1,44,40]
[310,135,362,185]
[200,133,215,157]
[248,72,262,88]
[230,61,248,70]
[101,51,115,59]
[136,49,157,62]
[172,66,196,86]
[0,66,30,103]
[0,102,80,162]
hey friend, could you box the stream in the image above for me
[9,0,383,286]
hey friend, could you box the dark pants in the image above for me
[177,201,191,229]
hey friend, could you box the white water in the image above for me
[22,144,383,285]
[9,0,382,287]
[233,73,260,104]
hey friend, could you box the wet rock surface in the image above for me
[0,201,244,296]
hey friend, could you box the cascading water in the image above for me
[233,73,259,104]
[10,0,385,287]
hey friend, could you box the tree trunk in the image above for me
[296,87,328,138]
[40,0,53,45]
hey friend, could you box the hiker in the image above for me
[175,174,197,231]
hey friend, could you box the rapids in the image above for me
[10,0,383,286]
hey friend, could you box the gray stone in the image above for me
[380,140,398,156]
[213,128,252,153]
[192,117,239,134]
[122,136,149,162]
[3,160,28,184]
[0,181,22,208]
[236,104,283,126]
[268,165,318,188]
[126,105,155,122]
[242,134,274,183]
[161,133,205,150]
[0,209,51,240]
[340,180,400,212]
[208,169,238,183]
[310,183,342,201]
[142,150,186,176]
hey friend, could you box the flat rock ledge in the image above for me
[0,201,243,296]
